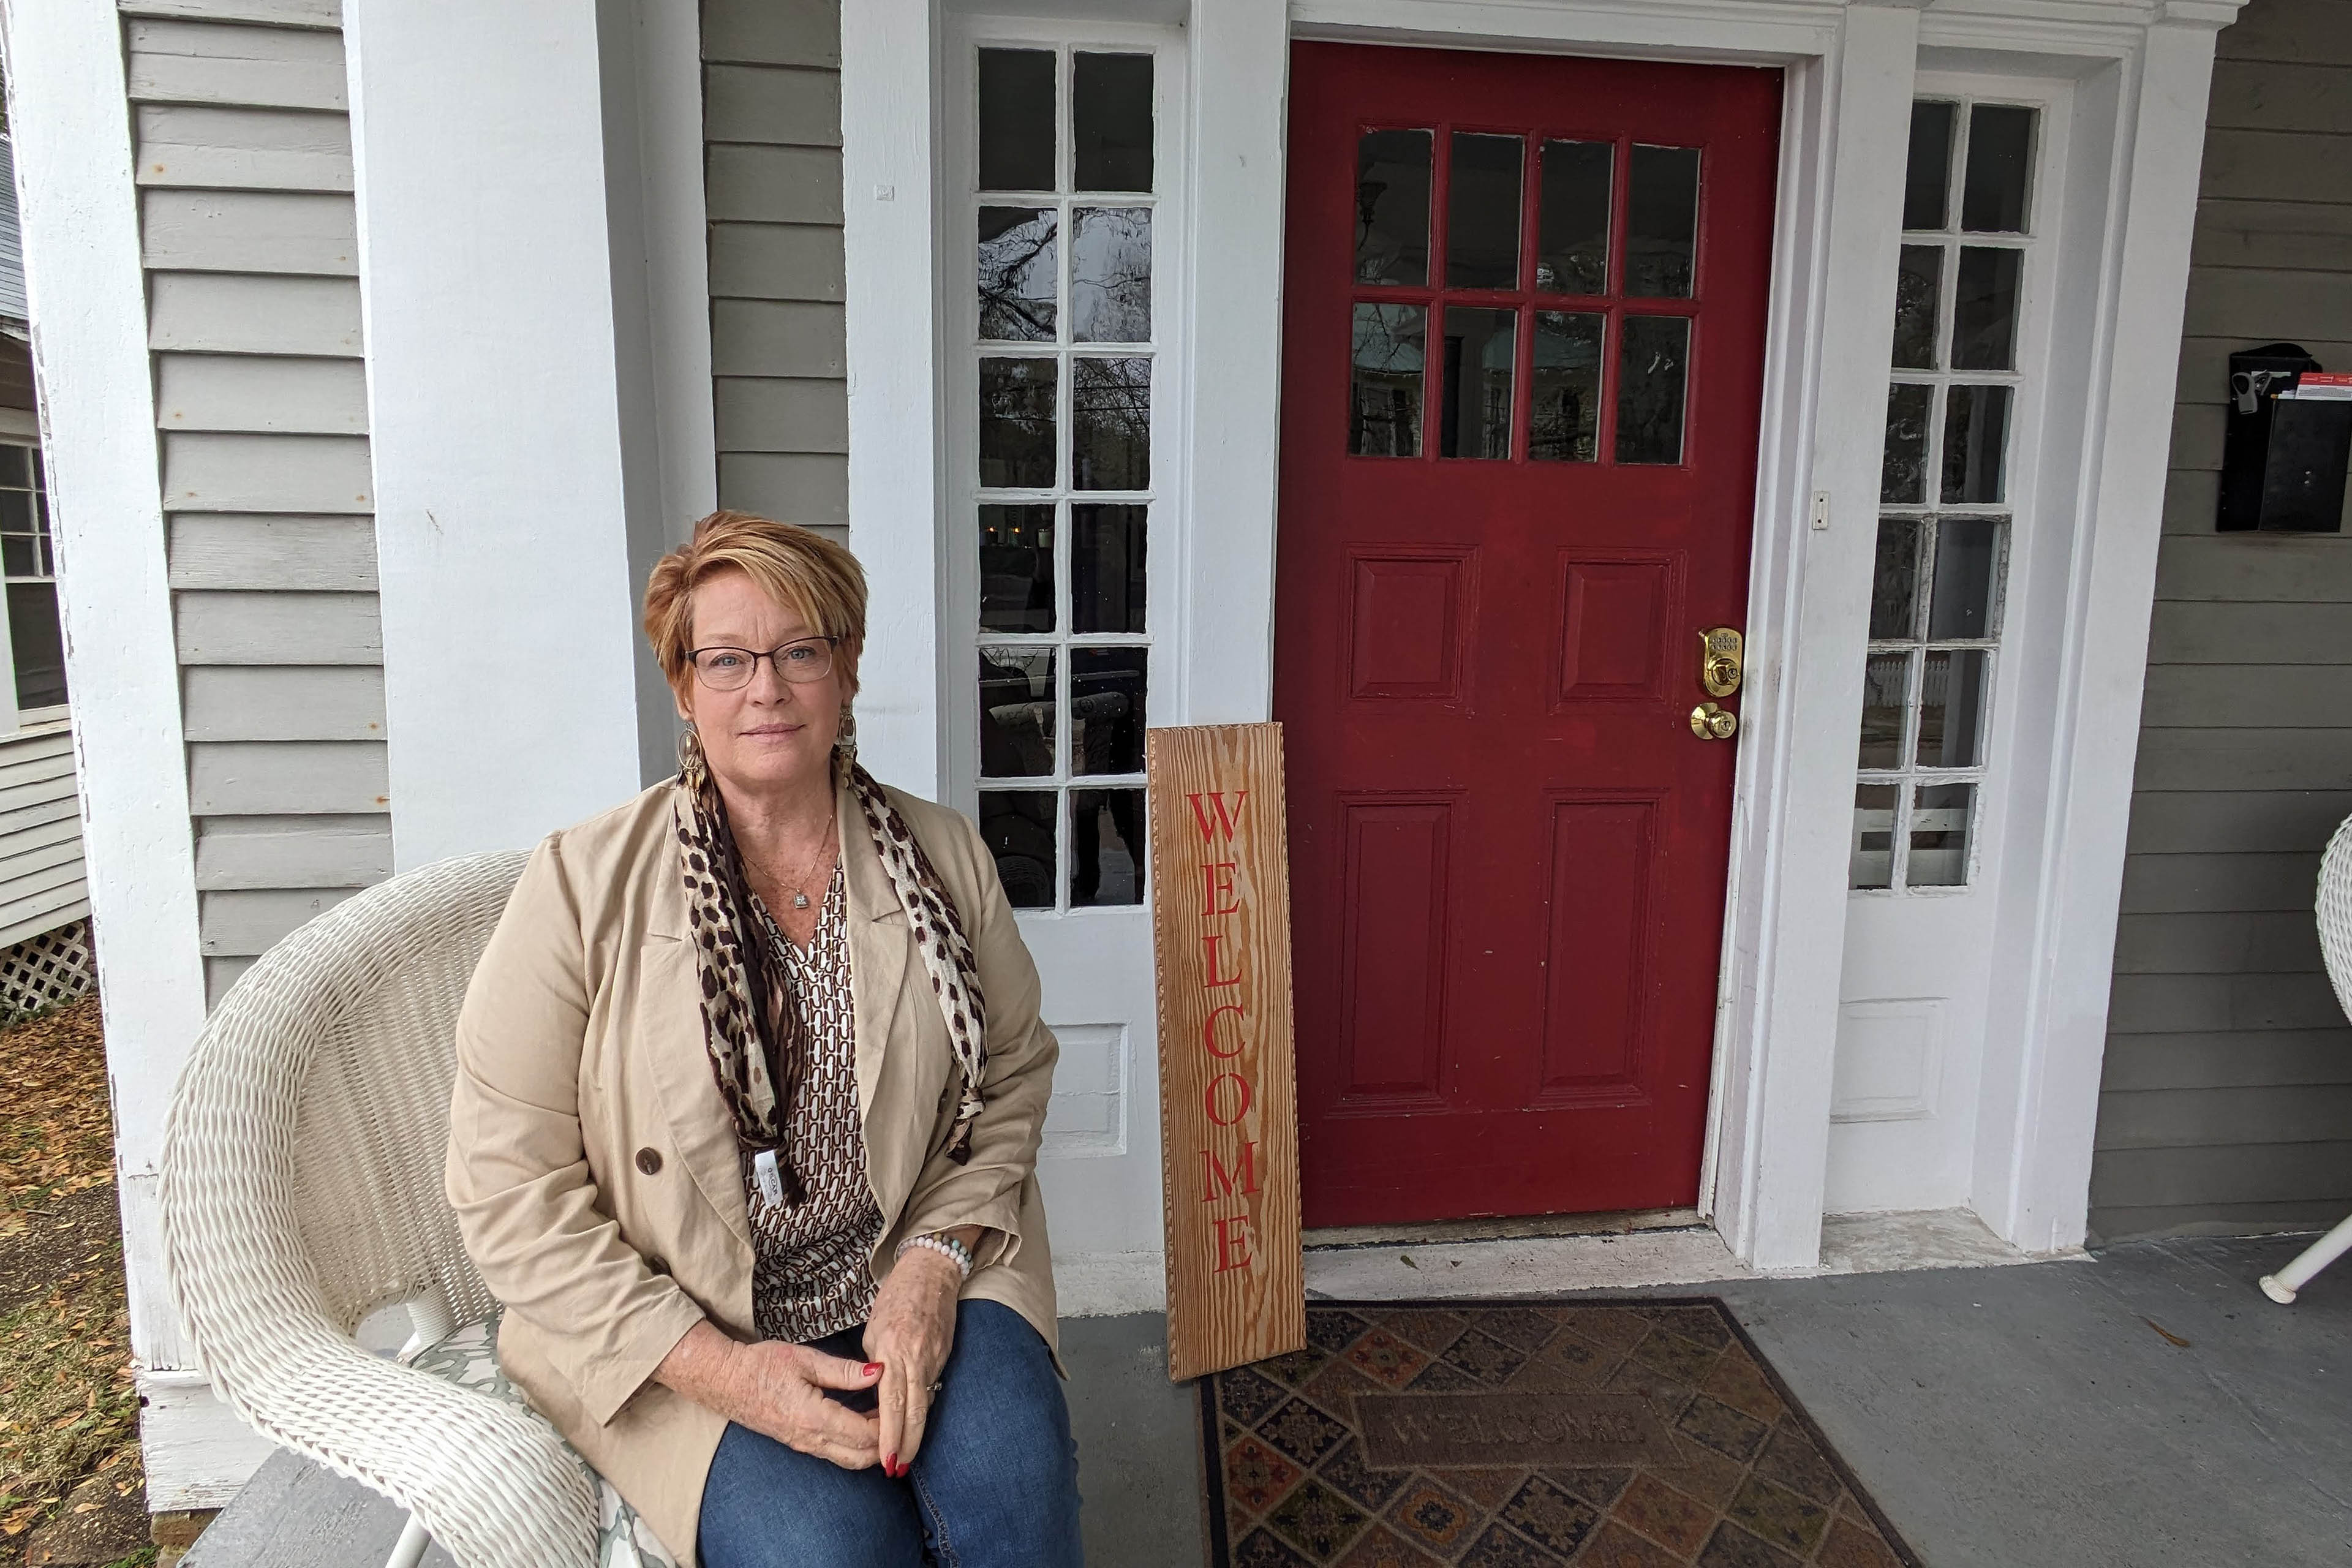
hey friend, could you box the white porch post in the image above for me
[347,0,680,864]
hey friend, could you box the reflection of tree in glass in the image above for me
[979,359,1057,488]
[1072,357,1151,489]
[1072,208,1152,343]
[979,208,1057,342]
[1350,304,1424,458]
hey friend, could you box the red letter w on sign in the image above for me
[1188,791,1248,843]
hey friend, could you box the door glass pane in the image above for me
[1070,788,1145,907]
[0,447,30,489]
[1860,652,1912,768]
[1625,145,1700,298]
[1882,383,1932,504]
[1072,53,1152,192]
[1446,133,1523,289]
[1908,782,1974,886]
[1070,647,1147,775]
[1928,518,2004,639]
[1356,129,1433,286]
[1072,356,1150,489]
[1071,208,1151,343]
[7,582,62,709]
[1941,385,2010,504]
[1870,518,1923,640]
[1961,105,2036,233]
[1439,306,1515,460]
[1917,649,1988,767]
[979,358,1057,488]
[1852,782,1898,890]
[1891,246,1942,370]
[979,647,1057,777]
[1071,503,1146,633]
[1904,102,1956,231]
[1529,311,1602,463]
[979,790,1058,910]
[1952,247,2022,371]
[1616,314,1689,464]
[978,207,1056,342]
[1350,303,1425,457]
[1536,140,1611,295]
[979,503,1054,633]
[978,49,1055,191]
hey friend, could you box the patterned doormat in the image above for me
[1199,1298,1920,1568]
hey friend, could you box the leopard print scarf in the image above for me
[673,728,988,1205]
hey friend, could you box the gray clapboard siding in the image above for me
[2153,536,2352,603]
[187,741,388,815]
[140,189,356,275]
[0,724,87,946]
[715,378,849,452]
[2179,336,2352,405]
[2207,58,2352,131]
[716,455,850,527]
[158,355,368,434]
[194,814,391,889]
[2108,972,2346,1034]
[707,224,845,302]
[149,273,362,356]
[705,65,842,145]
[702,0,838,67]
[121,1,343,26]
[2146,600,2352,664]
[175,590,383,665]
[2099,1084,2352,1148]
[2180,263,2352,341]
[169,515,377,590]
[205,956,255,1007]
[2140,665,2352,726]
[2121,851,2319,915]
[2113,911,2323,973]
[198,886,358,956]
[160,431,372,513]
[182,666,385,742]
[709,300,845,379]
[705,146,843,225]
[0,793,81,842]
[2125,790,2352,854]
[125,19,346,111]
[2092,1141,2352,1210]
[2131,728,2352,793]
[133,104,352,192]
[2103,1029,2352,1092]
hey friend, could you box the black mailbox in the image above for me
[2218,342,2352,532]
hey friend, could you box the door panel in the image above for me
[1276,43,1782,1225]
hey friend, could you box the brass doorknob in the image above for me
[1690,702,1738,740]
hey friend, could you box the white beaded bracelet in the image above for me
[895,1231,975,1281]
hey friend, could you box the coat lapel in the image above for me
[840,767,911,1119]
[638,835,754,1252]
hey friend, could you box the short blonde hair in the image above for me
[643,511,868,699]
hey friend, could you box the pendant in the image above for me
[791,892,810,910]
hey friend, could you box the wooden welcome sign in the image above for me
[1145,723,1305,1381]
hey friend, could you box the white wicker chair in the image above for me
[160,851,598,1568]
[2260,813,2352,1305]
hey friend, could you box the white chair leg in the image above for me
[383,1512,431,1568]
[2260,1211,2352,1303]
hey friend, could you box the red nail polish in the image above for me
[863,1362,883,1377]
[886,1452,900,1476]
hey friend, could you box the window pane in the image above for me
[1891,246,1942,370]
[979,790,1058,910]
[1928,518,2004,639]
[1446,133,1523,289]
[1851,782,1898,891]
[1071,208,1151,343]
[1073,53,1153,192]
[1917,649,1988,769]
[1952,247,2022,371]
[1351,303,1425,457]
[1870,518,1923,641]
[1071,788,1145,907]
[1625,145,1700,298]
[1961,105,2036,233]
[1071,357,1150,489]
[978,207,1056,342]
[1071,647,1146,775]
[980,648,1056,777]
[1529,311,1602,464]
[1904,101,1956,231]
[1941,384,2010,505]
[1072,503,1145,633]
[1,535,34,578]
[978,48,1055,192]
[1881,382,1932,504]
[1357,129,1433,287]
[0,446,29,489]
[1616,314,1689,464]
[1859,652,1911,769]
[979,504,1054,633]
[1536,140,1611,295]
[979,358,1057,488]
[7,581,64,709]
[1439,306,1515,460]
[1908,782,1974,887]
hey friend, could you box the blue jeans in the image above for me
[697,1300,1084,1568]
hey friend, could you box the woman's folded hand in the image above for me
[657,1320,884,1470]
[862,1245,963,1477]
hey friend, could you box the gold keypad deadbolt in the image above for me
[1699,627,1744,697]
[1690,702,1738,740]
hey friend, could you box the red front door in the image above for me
[1276,43,1782,1227]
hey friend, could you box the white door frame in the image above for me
[840,0,2241,1272]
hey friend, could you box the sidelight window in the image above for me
[1852,99,2037,892]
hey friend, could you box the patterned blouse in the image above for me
[742,862,885,1343]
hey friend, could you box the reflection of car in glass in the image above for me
[979,792,1055,910]
[980,653,1055,778]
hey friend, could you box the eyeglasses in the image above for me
[689,637,840,691]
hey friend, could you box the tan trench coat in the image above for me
[444,775,1060,1567]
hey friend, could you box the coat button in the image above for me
[635,1147,663,1175]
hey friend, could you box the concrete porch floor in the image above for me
[184,1232,2352,1567]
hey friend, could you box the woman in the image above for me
[446,512,1081,1568]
